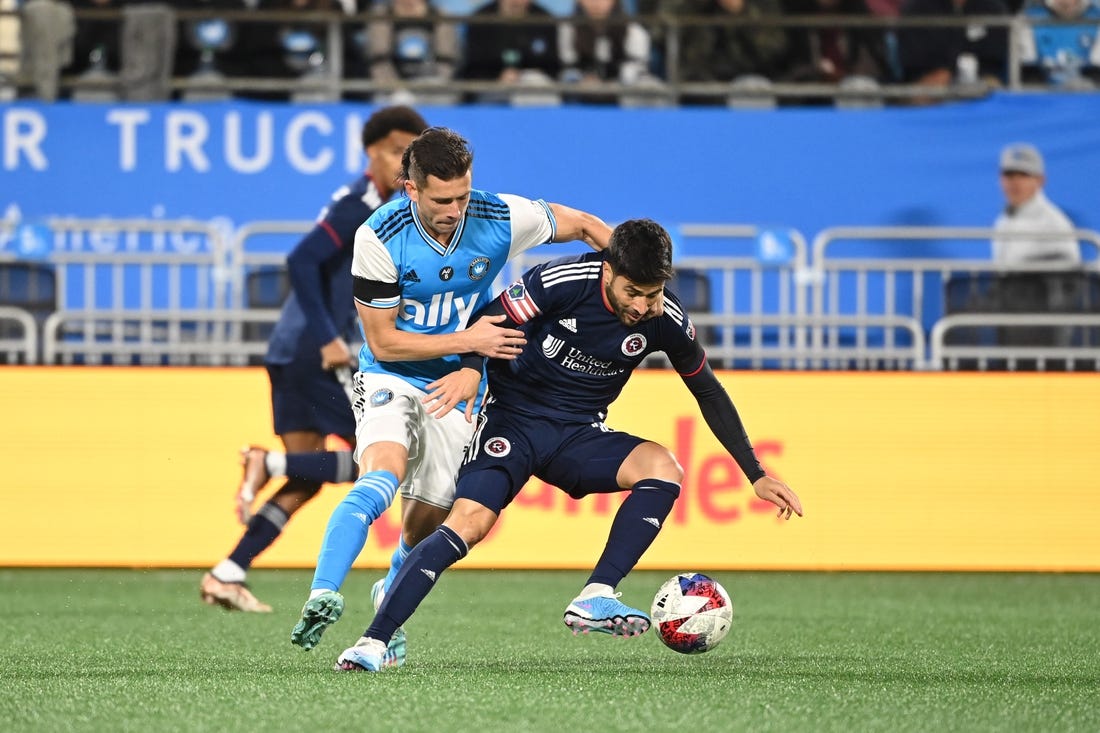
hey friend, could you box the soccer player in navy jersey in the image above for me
[289,127,613,665]
[329,218,803,672]
[200,106,429,613]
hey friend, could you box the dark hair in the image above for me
[401,127,474,187]
[361,106,429,149]
[605,219,674,284]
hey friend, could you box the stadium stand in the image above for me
[1,2,1081,103]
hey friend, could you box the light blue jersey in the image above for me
[1021,2,1100,83]
[351,189,557,394]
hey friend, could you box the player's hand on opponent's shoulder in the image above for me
[752,475,803,520]
[463,314,526,359]
[423,367,482,422]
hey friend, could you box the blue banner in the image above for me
[2,94,1099,259]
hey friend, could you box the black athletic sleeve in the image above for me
[680,359,766,485]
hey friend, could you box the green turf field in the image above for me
[0,569,1097,732]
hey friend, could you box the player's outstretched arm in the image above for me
[547,203,612,251]
[357,303,525,362]
[673,349,778,493]
[753,476,803,520]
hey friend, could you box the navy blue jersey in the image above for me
[266,174,390,365]
[489,251,704,423]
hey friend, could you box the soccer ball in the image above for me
[650,573,733,654]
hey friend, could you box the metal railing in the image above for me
[4,215,1100,369]
[809,226,1100,368]
[0,306,37,364]
[42,307,280,365]
[931,313,1100,371]
[6,7,1092,103]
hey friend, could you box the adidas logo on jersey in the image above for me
[642,517,661,529]
[421,569,437,582]
[402,269,421,283]
[558,318,577,333]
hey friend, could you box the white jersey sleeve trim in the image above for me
[499,193,556,259]
[352,224,399,283]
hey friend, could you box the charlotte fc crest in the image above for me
[468,256,490,280]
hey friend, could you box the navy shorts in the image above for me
[456,400,646,514]
[266,359,355,438]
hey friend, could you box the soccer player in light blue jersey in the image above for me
[200,106,428,614]
[328,219,802,673]
[290,127,612,663]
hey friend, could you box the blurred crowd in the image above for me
[3,0,1099,103]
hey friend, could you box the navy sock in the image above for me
[227,501,289,571]
[587,479,681,588]
[365,525,467,642]
[285,450,356,484]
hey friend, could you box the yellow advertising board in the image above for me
[1,367,1097,571]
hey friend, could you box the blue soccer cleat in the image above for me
[563,593,651,637]
[333,637,391,673]
[290,591,344,651]
[370,578,407,667]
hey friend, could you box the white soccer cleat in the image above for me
[563,593,650,637]
[334,637,390,672]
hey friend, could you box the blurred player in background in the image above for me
[289,127,613,665]
[199,106,429,613]
[331,218,802,672]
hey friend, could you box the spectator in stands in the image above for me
[991,143,1081,353]
[557,0,653,103]
[173,0,237,81]
[462,0,561,86]
[1017,0,1100,87]
[631,0,673,77]
[993,143,1078,266]
[676,0,787,101]
[366,0,460,97]
[175,0,342,99]
[21,0,76,101]
[65,0,117,78]
[896,0,1010,94]
[780,0,897,85]
[199,106,428,614]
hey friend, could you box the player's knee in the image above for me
[622,443,683,486]
[444,500,496,548]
